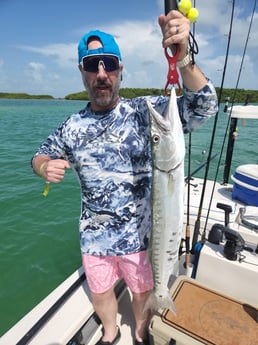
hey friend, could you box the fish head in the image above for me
[147,88,185,172]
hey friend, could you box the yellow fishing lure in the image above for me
[43,182,50,197]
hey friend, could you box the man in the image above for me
[32,10,217,345]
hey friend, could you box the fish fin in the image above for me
[143,290,176,315]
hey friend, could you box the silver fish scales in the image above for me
[145,88,185,313]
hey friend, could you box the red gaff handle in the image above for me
[164,0,181,94]
[164,48,181,95]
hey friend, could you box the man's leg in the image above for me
[131,290,151,342]
[82,255,121,343]
[91,287,119,342]
[119,251,154,342]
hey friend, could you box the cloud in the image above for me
[17,19,168,94]
[76,19,167,89]
[0,58,11,90]
[25,62,45,82]
[9,1,258,96]
[22,62,63,95]
[114,20,165,87]
[18,43,77,67]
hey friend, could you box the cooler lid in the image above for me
[235,164,258,181]
[162,278,258,345]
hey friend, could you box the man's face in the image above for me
[79,39,123,112]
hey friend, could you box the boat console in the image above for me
[196,220,258,307]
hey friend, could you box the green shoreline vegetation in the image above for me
[0,92,54,100]
[1,88,258,103]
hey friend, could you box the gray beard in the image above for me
[84,75,121,109]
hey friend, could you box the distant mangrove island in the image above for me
[1,88,258,103]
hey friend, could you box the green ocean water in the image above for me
[0,98,257,336]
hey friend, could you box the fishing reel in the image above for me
[207,202,245,261]
[208,224,245,261]
[223,228,245,261]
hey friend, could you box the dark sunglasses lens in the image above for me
[83,56,119,72]
[83,57,99,72]
[103,56,119,72]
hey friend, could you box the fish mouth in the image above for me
[146,100,171,135]
[151,115,171,135]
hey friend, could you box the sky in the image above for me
[0,0,257,98]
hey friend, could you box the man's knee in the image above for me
[91,286,116,303]
[132,290,151,303]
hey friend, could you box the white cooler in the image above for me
[231,164,258,206]
[148,277,258,345]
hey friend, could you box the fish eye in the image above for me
[152,134,160,144]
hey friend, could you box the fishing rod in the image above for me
[165,0,178,14]
[223,0,258,184]
[164,0,188,263]
[164,0,187,261]
[185,152,219,184]
[164,0,178,50]
[163,0,198,95]
[185,0,197,269]
[202,0,258,235]
[163,0,199,266]
[223,94,251,184]
[164,0,181,94]
[191,0,236,250]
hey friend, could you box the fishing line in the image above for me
[188,29,199,65]
[222,0,257,184]
[185,0,197,267]
[191,0,236,249]
[203,0,257,234]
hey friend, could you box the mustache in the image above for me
[94,80,112,88]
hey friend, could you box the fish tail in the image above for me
[143,291,176,315]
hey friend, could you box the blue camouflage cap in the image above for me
[78,30,122,63]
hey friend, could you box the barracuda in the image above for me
[145,88,185,314]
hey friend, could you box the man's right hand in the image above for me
[33,156,71,183]
[40,159,71,183]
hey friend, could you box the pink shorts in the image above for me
[82,251,154,294]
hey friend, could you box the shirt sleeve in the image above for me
[178,79,218,133]
[32,118,69,163]
[146,79,218,134]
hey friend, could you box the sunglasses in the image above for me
[82,55,120,73]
